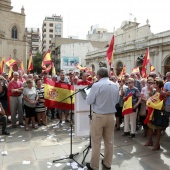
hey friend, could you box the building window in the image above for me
[49,23,53,27]
[49,29,53,33]
[12,26,17,39]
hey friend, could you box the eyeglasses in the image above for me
[118,81,121,83]
[147,82,153,84]
[110,79,114,80]
[126,82,131,85]
[27,82,33,84]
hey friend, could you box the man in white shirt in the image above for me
[86,67,119,170]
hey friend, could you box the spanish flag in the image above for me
[76,63,87,71]
[45,64,52,73]
[5,57,17,67]
[8,66,13,79]
[20,59,25,74]
[150,64,156,72]
[144,92,163,124]
[141,48,150,78]
[132,66,140,73]
[42,49,52,65]
[44,78,74,110]
[52,62,56,75]
[119,65,126,80]
[122,93,133,115]
[0,57,5,74]
[106,35,114,66]
[27,52,33,73]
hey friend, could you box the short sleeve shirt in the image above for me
[124,87,141,106]
[23,87,37,107]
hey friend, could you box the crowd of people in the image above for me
[0,69,97,135]
[85,68,170,170]
[0,67,170,168]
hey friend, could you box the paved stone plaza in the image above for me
[0,118,170,170]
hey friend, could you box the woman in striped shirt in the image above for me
[35,79,47,126]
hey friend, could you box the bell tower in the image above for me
[0,0,13,11]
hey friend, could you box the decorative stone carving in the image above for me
[146,19,149,25]
[0,30,5,38]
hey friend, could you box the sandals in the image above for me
[152,145,160,151]
[25,127,29,131]
[32,126,38,129]
[144,141,153,146]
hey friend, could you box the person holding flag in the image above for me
[122,78,141,138]
[144,79,165,151]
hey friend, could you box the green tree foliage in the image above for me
[32,52,43,74]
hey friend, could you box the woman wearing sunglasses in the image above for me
[122,78,141,138]
[144,79,165,151]
[139,77,155,137]
[23,79,39,131]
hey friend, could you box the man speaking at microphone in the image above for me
[86,67,119,170]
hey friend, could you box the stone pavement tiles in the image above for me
[0,120,170,170]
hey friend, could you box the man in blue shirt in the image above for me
[86,67,119,170]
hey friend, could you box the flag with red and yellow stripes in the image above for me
[106,35,114,66]
[150,64,156,72]
[76,63,87,71]
[122,93,133,115]
[27,52,33,73]
[44,78,74,110]
[144,92,163,124]
[132,66,140,74]
[42,49,52,65]
[51,62,56,75]
[119,65,126,80]
[5,57,17,67]
[141,48,150,78]
[0,57,5,74]
[20,59,25,74]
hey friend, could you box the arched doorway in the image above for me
[116,61,123,76]
[164,57,170,75]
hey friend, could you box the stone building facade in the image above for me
[86,20,170,76]
[0,0,27,71]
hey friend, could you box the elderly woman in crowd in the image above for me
[23,79,38,131]
[140,78,147,88]
[35,79,47,126]
[144,79,165,151]
[122,78,141,138]
[139,77,155,137]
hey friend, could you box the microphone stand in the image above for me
[52,85,90,167]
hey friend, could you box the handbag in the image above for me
[151,109,169,128]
